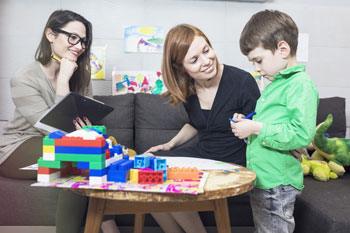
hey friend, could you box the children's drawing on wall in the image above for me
[250,72,268,92]
[90,46,106,79]
[112,70,166,95]
[124,26,164,53]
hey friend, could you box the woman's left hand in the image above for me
[73,117,92,130]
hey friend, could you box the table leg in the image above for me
[84,197,106,233]
[214,198,231,233]
[134,213,145,233]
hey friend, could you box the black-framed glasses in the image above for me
[54,28,87,49]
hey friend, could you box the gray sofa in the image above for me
[0,93,349,233]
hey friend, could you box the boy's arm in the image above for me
[257,80,319,150]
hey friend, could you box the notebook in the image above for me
[34,92,114,133]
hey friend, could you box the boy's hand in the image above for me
[231,119,263,139]
[232,113,245,122]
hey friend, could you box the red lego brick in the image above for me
[38,167,61,175]
[138,170,163,184]
[55,136,106,147]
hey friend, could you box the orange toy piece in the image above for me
[167,167,199,180]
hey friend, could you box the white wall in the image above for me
[0,0,350,136]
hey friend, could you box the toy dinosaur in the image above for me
[301,154,338,181]
[311,114,350,177]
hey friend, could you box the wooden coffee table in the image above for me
[71,165,256,233]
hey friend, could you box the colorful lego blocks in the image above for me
[37,126,123,185]
[37,128,200,185]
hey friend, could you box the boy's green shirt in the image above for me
[246,65,319,190]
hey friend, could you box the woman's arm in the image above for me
[144,123,198,153]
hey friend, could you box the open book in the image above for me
[35,92,114,133]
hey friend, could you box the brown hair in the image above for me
[161,24,216,105]
[240,10,298,57]
[35,10,92,94]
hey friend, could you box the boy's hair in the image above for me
[240,10,299,56]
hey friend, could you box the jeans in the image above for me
[250,185,301,233]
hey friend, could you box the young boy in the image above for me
[231,10,319,233]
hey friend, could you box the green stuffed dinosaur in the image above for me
[301,154,338,181]
[311,114,350,177]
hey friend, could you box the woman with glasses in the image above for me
[0,10,119,233]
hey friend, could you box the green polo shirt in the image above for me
[246,65,319,190]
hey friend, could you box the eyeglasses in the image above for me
[54,28,87,49]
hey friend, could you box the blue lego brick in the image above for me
[150,157,156,170]
[113,145,123,154]
[123,155,129,160]
[55,145,107,154]
[77,161,89,169]
[49,131,66,139]
[110,159,133,171]
[90,167,108,176]
[162,169,167,182]
[107,170,129,182]
[109,148,115,157]
[155,158,167,171]
[134,155,151,168]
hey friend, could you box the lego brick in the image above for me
[38,157,66,168]
[134,155,151,168]
[113,145,123,154]
[77,161,90,169]
[43,153,55,161]
[38,167,61,175]
[89,175,107,185]
[43,145,55,153]
[90,161,106,170]
[167,167,199,180]
[43,136,55,145]
[83,125,107,135]
[55,145,107,154]
[151,158,167,171]
[107,170,129,183]
[55,137,106,147]
[105,149,111,159]
[55,153,106,163]
[48,131,66,139]
[37,171,61,182]
[90,168,108,176]
[129,169,139,182]
[138,170,163,184]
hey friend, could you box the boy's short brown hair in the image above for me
[240,10,299,56]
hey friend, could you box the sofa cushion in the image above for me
[317,97,346,138]
[134,93,197,154]
[94,94,135,149]
[294,175,350,233]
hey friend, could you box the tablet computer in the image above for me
[35,92,114,133]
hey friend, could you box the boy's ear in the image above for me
[277,41,291,58]
[45,28,56,43]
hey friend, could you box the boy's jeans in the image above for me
[250,185,301,233]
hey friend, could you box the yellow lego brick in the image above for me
[43,145,55,153]
[129,169,139,182]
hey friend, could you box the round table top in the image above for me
[71,165,256,203]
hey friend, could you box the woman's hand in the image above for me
[73,117,92,130]
[55,58,78,96]
[144,142,174,154]
[57,58,78,84]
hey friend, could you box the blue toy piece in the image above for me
[134,155,151,168]
[77,161,90,169]
[113,145,123,154]
[48,131,66,139]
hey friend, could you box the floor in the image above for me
[0,226,255,233]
